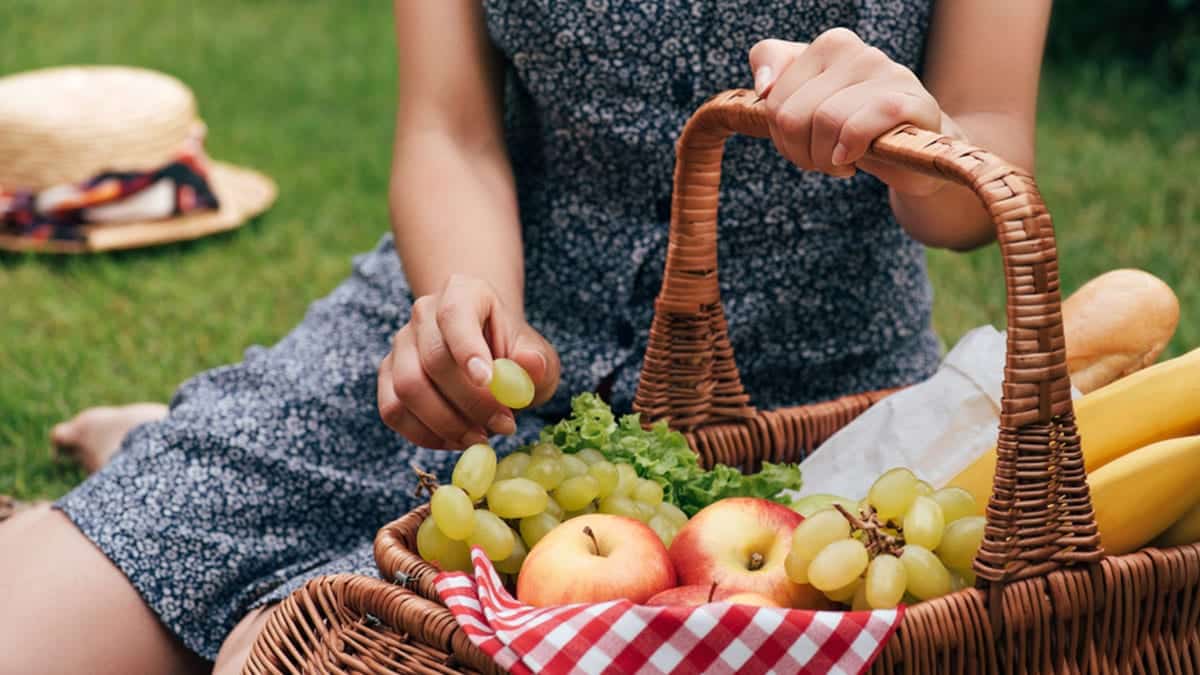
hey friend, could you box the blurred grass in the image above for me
[1,2,1197,499]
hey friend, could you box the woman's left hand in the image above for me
[750,28,957,197]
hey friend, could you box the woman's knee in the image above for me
[212,605,274,675]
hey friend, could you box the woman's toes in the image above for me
[51,403,169,474]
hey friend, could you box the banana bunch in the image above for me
[946,346,1200,556]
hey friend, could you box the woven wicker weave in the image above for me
[245,90,1200,674]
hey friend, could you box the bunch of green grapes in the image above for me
[416,440,689,576]
[783,468,986,610]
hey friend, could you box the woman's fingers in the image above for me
[377,351,453,449]
[387,326,486,448]
[748,38,808,96]
[412,297,513,436]
[434,274,507,387]
[510,326,561,407]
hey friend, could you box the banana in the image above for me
[946,346,1200,499]
[1088,435,1200,556]
[1154,502,1200,548]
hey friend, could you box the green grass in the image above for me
[2,2,1197,500]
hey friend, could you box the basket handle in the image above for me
[632,89,1102,586]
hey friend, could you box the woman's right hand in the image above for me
[377,274,561,450]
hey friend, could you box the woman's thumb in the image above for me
[748,38,807,96]
[510,329,560,406]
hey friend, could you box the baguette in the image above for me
[1062,269,1180,393]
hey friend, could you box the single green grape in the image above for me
[632,501,656,523]
[523,456,566,490]
[452,443,497,501]
[790,493,856,518]
[656,501,689,527]
[647,515,677,546]
[900,545,953,600]
[489,358,535,409]
[851,582,872,611]
[560,455,589,478]
[632,479,664,506]
[598,495,643,520]
[544,496,565,520]
[931,487,979,524]
[588,461,619,498]
[868,467,920,521]
[784,549,810,584]
[417,516,473,572]
[466,510,515,561]
[564,503,597,519]
[519,512,561,548]
[553,475,600,511]
[575,448,606,465]
[791,509,852,560]
[486,478,549,519]
[824,577,862,603]
[865,554,907,609]
[936,515,985,571]
[495,452,531,480]
[902,496,946,550]
[807,539,870,592]
[613,463,639,497]
[530,442,561,459]
[430,485,475,540]
[494,530,528,574]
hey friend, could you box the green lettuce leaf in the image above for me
[531,393,802,516]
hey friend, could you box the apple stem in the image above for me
[708,580,719,603]
[748,552,765,571]
[583,526,600,556]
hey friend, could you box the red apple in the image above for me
[668,497,826,609]
[644,584,736,607]
[724,591,780,607]
[517,514,676,606]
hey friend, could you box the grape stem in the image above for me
[411,463,441,499]
[583,526,601,556]
[833,503,905,557]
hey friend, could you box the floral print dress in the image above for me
[57,0,938,660]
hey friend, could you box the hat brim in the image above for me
[0,161,277,254]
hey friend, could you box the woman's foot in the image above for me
[51,403,169,473]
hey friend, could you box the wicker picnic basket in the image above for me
[245,89,1200,674]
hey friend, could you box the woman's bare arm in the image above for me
[390,1,524,308]
[890,0,1053,250]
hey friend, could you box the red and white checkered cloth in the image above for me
[434,548,904,675]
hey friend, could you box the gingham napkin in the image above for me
[434,548,904,675]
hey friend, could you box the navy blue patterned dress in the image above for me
[57,0,938,660]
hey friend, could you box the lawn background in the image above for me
[2,2,1197,500]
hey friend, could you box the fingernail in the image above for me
[462,431,489,447]
[832,143,849,166]
[467,357,491,387]
[753,65,773,96]
[488,412,516,436]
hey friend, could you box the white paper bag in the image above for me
[788,325,1080,501]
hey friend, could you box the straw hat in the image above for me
[0,65,276,253]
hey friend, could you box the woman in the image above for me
[0,1,1050,673]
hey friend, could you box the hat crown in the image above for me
[0,65,197,191]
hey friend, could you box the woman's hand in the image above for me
[750,28,962,197]
[378,274,561,450]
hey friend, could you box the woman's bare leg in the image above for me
[51,403,168,473]
[212,606,274,675]
[0,505,208,675]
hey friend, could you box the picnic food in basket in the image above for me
[1061,268,1180,393]
[249,91,1200,675]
